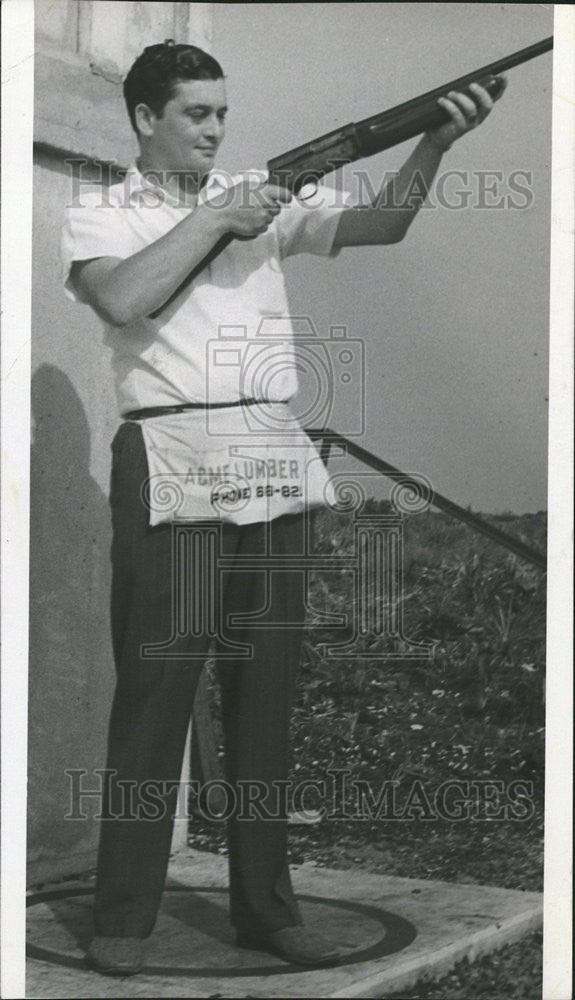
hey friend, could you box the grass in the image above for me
[189,503,547,997]
[387,930,543,999]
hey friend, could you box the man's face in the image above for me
[142,77,227,177]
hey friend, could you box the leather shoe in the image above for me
[86,936,147,976]
[236,924,345,966]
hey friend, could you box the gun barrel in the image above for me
[153,37,553,312]
[355,77,504,157]
[268,36,553,188]
[360,36,552,134]
[357,36,553,153]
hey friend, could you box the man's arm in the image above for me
[72,181,292,326]
[333,81,506,248]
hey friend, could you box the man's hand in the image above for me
[210,178,293,239]
[426,76,507,152]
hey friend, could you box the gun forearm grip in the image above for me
[356,75,505,156]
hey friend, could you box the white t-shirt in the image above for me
[61,164,349,414]
[61,164,349,525]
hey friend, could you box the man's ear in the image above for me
[134,103,157,137]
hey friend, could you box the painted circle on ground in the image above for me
[27,885,417,977]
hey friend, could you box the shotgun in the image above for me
[267,36,552,191]
[153,35,552,313]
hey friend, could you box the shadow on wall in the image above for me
[28,364,115,867]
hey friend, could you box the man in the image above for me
[62,40,503,975]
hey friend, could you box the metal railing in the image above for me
[307,427,547,570]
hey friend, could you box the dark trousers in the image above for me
[94,422,305,938]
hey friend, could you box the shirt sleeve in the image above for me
[60,189,136,302]
[276,182,352,260]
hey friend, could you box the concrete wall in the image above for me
[28,0,212,883]
[29,152,118,881]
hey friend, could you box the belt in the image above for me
[122,398,287,420]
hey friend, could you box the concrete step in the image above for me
[26,848,542,998]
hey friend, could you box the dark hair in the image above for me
[123,40,224,133]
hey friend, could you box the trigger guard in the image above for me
[297,180,320,202]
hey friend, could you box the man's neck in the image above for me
[136,155,207,207]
